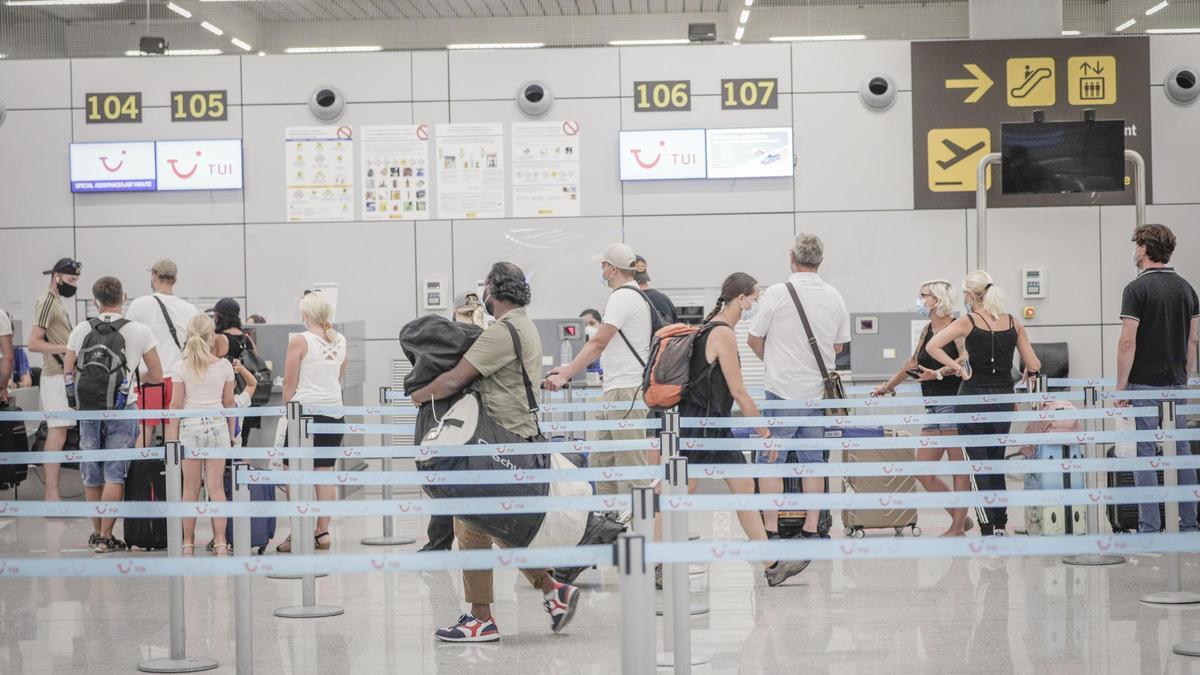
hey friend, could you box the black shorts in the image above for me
[680,428,746,466]
[284,414,344,469]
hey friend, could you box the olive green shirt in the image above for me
[463,308,543,439]
[34,289,72,376]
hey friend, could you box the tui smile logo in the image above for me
[629,140,666,169]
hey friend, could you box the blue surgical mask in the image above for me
[742,300,760,322]
[915,298,931,318]
[600,267,612,288]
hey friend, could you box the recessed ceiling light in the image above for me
[608,39,690,46]
[769,34,867,42]
[166,2,191,17]
[284,45,384,53]
[1146,1,1169,16]
[256,50,266,56]
[1145,27,1200,33]
[744,0,753,5]
[201,21,224,36]
[231,37,252,51]
[735,25,745,41]
[1061,30,1082,36]
[6,0,120,5]
[125,49,223,56]
[739,9,749,23]
[1115,18,1137,31]
[446,42,545,50]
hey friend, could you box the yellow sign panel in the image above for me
[927,128,992,192]
[1068,56,1117,105]
[1006,57,1056,107]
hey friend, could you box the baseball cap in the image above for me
[43,258,82,275]
[592,243,637,271]
[150,259,178,279]
[633,255,651,284]
[454,292,480,310]
[208,297,241,317]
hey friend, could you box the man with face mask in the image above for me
[28,257,82,501]
[1116,223,1200,533]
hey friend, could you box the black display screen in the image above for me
[1001,120,1125,194]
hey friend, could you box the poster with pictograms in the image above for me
[911,36,1151,209]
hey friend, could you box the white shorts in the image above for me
[38,373,76,429]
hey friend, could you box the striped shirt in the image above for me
[33,289,72,376]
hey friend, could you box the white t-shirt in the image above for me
[172,358,234,410]
[126,293,199,377]
[600,283,652,392]
[66,313,158,406]
[0,309,12,338]
[749,273,851,401]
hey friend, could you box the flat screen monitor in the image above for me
[1001,120,1125,194]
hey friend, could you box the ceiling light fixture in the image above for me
[5,0,120,5]
[446,42,545,50]
[284,45,384,53]
[166,2,191,17]
[735,25,745,41]
[608,38,690,46]
[257,51,265,56]
[125,48,223,56]
[1061,30,1082,36]
[769,34,867,42]
[231,37,252,51]
[1145,27,1200,33]
[739,9,749,23]
[744,0,753,5]
[1115,18,1137,31]
[1146,1,1169,16]
[200,21,223,36]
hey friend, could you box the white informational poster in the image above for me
[435,123,505,219]
[705,127,794,179]
[285,126,354,222]
[618,129,707,181]
[511,121,581,218]
[361,124,431,221]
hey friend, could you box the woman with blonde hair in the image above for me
[926,270,1041,536]
[873,279,972,536]
[167,313,236,555]
[276,290,347,553]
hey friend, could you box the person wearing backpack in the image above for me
[545,243,660,501]
[64,276,163,553]
[126,259,199,445]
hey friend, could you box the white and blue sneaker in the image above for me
[544,580,580,633]
[435,613,501,643]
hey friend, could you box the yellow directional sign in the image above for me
[1068,56,1117,105]
[1006,57,1056,107]
[945,64,994,103]
[927,128,992,192]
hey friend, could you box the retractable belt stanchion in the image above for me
[1142,400,1200,605]
[231,462,254,675]
[275,414,345,618]
[268,401,311,580]
[137,440,219,673]
[616,533,654,674]
[1064,386,1125,566]
[362,386,415,547]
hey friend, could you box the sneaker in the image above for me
[543,580,580,633]
[88,532,102,552]
[764,559,811,587]
[765,530,781,540]
[418,542,452,553]
[993,529,1008,537]
[106,537,128,552]
[435,614,501,643]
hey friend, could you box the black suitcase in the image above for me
[0,403,29,489]
[124,459,168,550]
[1106,447,1164,533]
[774,450,832,539]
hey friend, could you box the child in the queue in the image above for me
[167,314,236,556]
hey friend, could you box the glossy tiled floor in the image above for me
[5,485,1200,674]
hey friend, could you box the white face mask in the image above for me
[741,298,760,322]
[1134,248,1145,272]
[585,325,599,339]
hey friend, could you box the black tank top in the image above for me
[679,322,735,437]
[917,324,961,397]
[964,313,1017,386]
[223,331,247,361]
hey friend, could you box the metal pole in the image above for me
[1142,401,1200,604]
[268,401,305,580]
[275,412,344,618]
[1126,149,1146,229]
[974,152,1001,270]
[630,486,656,540]
[362,387,414,546]
[1064,386,1125,566]
[616,534,654,674]
[232,462,254,675]
[137,441,218,673]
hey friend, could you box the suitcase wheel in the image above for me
[844,527,854,538]
[851,528,865,539]
[894,527,904,537]
[911,526,922,537]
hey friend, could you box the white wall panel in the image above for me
[793,91,913,213]
[1149,36,1200,86]
[449,47,619,101]
[1101,204,1200,323]
[793,209,966,315]
[70,56,242,108]
[0,59,71,109]
[0,110,73,229]
[1022,325,1103,380]
[619,44,791,96]
[0,228,76,337]
[1150,92,1200,205]
[244,220,416,341]
[240,53,413,105]
[242,102,413,224]
[364,339,404,410]
[450,217,621,320]
[413,51,450,101]
[983,206,1102,326]
[791,40,912,94]
[74,224,245,303]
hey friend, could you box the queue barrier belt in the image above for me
[683,407,1161,428]
[307,419,664,435]
[0,407,287,422]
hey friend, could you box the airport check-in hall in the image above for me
[3,0,1200,672]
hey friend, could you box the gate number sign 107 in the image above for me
[721,79,778,109]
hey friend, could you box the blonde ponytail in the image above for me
[963,270,1006,320]
[300,291,339,343]
[183,314,215,380]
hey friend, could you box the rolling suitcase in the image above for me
[1106,447,1164,533]
[1023,444,1086,535]
[775,454,832,539]
[0,403,30,490]
[840,427,921,538]
[223,470,277,554]
[124,459,168,550]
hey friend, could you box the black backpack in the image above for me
[76,318,133,411]
[232,336,272,407]
[612,285,669,368]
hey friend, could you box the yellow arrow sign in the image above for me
[945,63,994,103]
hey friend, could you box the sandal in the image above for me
[314,532,331,551]
[182,543,196,556]
[276,535,292,554]
[213,543,230,557]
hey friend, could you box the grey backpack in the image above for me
[76,318,130,411]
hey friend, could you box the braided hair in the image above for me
[704,272,758,324]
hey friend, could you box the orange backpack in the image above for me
[642,322,721,411]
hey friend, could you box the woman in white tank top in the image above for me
[277,291,347,553]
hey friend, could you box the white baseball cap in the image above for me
[592,243,637,271]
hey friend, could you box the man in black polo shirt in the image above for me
[1116,223,1200,532]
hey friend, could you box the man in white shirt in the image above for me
[65,275,163,553]
[748,233,850,538]
[125,259,198,443]
[545,243,653,498]
[0,308,13,405]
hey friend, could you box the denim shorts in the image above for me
[756,391,826,464]
[79,418,138,487]
[922,404,957,433]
